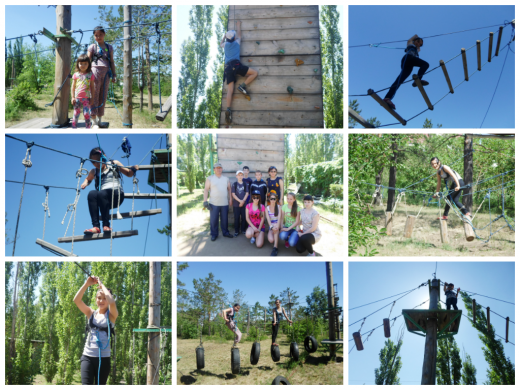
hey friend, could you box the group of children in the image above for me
[231,166,322,257]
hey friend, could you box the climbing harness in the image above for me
[86,309,114,385]
[42,186,50,240]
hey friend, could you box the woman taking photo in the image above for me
[266,191,282,256]
[73,276,118,385]
[296,195,322,256]
[431,157,471,220]
[271,299,292,347]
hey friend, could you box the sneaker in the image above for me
[437,216,448,220]
[225,109,232,124]
[383,98,396,110]
[307,252,316,257]
[234,232,240,237]
[412,80,429,87]
[241,231,247,235]
[250,237,256,244]
[285,241,290,249]
[271,247,278,256]
[237,84,248,95]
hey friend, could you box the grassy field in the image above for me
[352,203,515,257]
[177,334,343,385]
[6,89,171,129]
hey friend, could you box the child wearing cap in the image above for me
[231,170,250,236]
[266,166,284,206]
[242,166,253,204]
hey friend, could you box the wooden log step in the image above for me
[104,209,162,220]
[239,28,319,41]
[368,89,407,126]
[219,110,323,127]
[221,93,322,111]
[229,6,318,20]
[239,39,320,57]
[348,107,375,128]
[155,95,172,121]
[217,137,284,151]
[124,193,171,200]
[413,75,433,110]
[238,64,321,76]
[241,54,321,66]
[228,16,319,31]
[219,147,285,161]
[58,230,138,243]
[223,75,322,94]
[36,238,78,257]
[439,220,449,243]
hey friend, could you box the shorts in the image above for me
[224,60,249,85]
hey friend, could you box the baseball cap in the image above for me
[236,170,244,175]
[214,163,222,168]
[226,30,236,40]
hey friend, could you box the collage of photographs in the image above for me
[1,3,515,387]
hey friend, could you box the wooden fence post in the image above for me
[403,215,416,238]
[439,219,449,243]
[385,212,393,235]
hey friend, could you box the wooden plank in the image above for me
[220,160,285,173]
[223,75,322,95]
[240,64,321,76]
[219,148,285,162]
[348,107,375,128]
[240,28,319,41]
[217,134,283,141]
[461,48,469,81]
[439,60,454,94]
[126,164,172,171]
[232,5,314,9]
[228,6,318,20]
[403,215,416,238]
[124,193,171,199]
[36,238,78,257]
[239,39,320,56]
[155,95,172,121]
[8,118,52,128]
[104,209,162,219]
[413,75,433,110]
[220,110,323,127]
[439,220,449,243]
[241,54,321,66]
[217,137,284,151]
[227,16,319,31]
[368,89,407,126]
[57,230,139,243]
[221,93,322,111]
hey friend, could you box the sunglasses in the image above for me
[252,196,260,199]
[270,198,277,201]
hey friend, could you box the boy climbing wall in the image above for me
[221,20,259,125]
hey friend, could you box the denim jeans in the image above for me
[233,206,247,233]
[279,228,299,247]
[385,55,430,100]
[210,204,229,238]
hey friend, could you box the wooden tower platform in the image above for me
[402,309,462,339]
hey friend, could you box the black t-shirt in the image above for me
[250,179,268,205]
[243,177,253,202]
[232,181,250,207]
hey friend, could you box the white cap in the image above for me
[226,30,236,40]
[236,170,244,175]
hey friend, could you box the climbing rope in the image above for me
[42,186,50,240]
[70,159,88,255]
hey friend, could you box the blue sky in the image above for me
[5,134,171,257]
[349,5,515,128]
[176,5,344,99]
[178,261,343,314]
[348,262,515,385]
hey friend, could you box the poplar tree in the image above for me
[374,338,403,385]
[436,335,462,384]
[462,347,478,385]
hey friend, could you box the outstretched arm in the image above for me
[407,34,419,46]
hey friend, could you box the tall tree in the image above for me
[178,134,196,193]
[374,337,403,385]
[192,273,227,336]
[305,286,327,316]
[320,6,343,128]
[461,347,478,385]
[436,335,462,385]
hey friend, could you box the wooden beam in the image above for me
[238,64,321,76]
[124,193,171,200]
[241,54,321,67]
[413,75,434,110]
[239,27,319,41]
[125,164,172,171]
[155,95,172,121]
[439,219,449,243]
[221,93,322,111]
[465,134,515,140]
[348,107,375,128]
[439,60,454,94]
[104,209,162,219]
[217,137,284,151]
[218,147,285,161]
[36,238,78,257]
[57,230,138,243]
[488,32,494,62]
[461,48,469,81]
[228,6,319,20]
[227,16,319,31]
[477,40,481,71]
[239,39,320,57]
[223,75,322,94]
[368,89,407,125]
[220,110,323,127]
[220,160,285,173]
[495,26,504,57]
[218,134,283,141]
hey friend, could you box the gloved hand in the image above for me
[203,201,209,209]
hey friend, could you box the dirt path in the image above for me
[177,335,343,385]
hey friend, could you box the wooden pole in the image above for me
[495,26,504,57]
[147,262,161,385]
[412,75,433,110]
[52,6,72,127]
[486,307,490,333]
[421,279,439,385]
[325,262,336,360]
[123,5,133,128]
[461,48,469,81]
[477,40,481,70]
[463,221,475,242]
[463,134,474,215]
[439,219,449,243]
[386,136,398,226]
[385,212,393,235]
[472,299,476,324]
[506,317,509,343]
[403,215,416,238]
[112,333,117,381]
[368,89,407,125]
[439,60,454,94]
[348,107,375,128]
[167,133,173,228]
[488,32,494,62]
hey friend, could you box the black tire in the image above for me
[290,342,299,361]
[196,346,205,370]
[271,345,280,362]
[231,348,240,374]
[272,375,291,385]
[304,336,318,353]
[250,342,261,365]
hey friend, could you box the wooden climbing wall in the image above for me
[217,134,285,186]
[220,5,324,128]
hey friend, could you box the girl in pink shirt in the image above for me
[71,54,95,129]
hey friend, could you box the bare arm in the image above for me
[203,178,211,202]
[279,179,284,205]
[71,79,77,103]
[228,181,232,206]
[98,279,118,323]
[266,206,272,227]
[222,308,231,322]
[81,168,97,189]
[273,308,277,324]
[436,173,442,192]
[110,47,116,81]
[282,307,292,322]
[73,277,96,318]
[115,160,138,178]
[407,34,419,46]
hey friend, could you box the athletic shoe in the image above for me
[238,84,248,95]
[307,252,316,257]
[285,241,290,249]
[250,237,256,244]
[223,233,234,238]
[271,247,278,256]
[412,80,429,87]
[211,236,217,241]
[234,232,240,237]
[383,98,396,110]
[225,109,232,124]
[436,216,448,220]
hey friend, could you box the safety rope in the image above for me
[70,159,88,255]
[42,186,50,240]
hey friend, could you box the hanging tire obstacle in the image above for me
[250,342,261,365]
[231,347,241,374]
[272,375,291,385]
[304,335,318,353]
[195,346,205,370]
[271,345,280,362]
[290,341,300,361]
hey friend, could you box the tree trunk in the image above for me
[145,39,153,110]
[386,136,398,212]
[372,167,384,206]
[463,135,473,214]
[8,262,21,384]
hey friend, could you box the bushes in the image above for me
[5,81,38,121]
[294,158,343,197]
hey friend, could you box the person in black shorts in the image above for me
[444,282,460,310]
[220,20,258,124]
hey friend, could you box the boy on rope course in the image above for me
[81,147,139,234]
[431,157,472,221]
[73,275,118,385]
[220,20,258,125]
[223,304,242,347]
[444,282,460,310]
[383,35,430,110]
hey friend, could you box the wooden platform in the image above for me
[124,193,171,200]
[402,309,462,339]
[103,209,162,220]
[8,118,109,129]
[57,230,138,243]
[147,149,172,184]
[36,238,78,257]
[156,95,172,121]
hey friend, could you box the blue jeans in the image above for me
[210,204,229,238]
[233,206,246,233]
[279,228,299,247]
[385,55,430,100]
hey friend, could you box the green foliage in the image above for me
[178,134,197,193]
[6,81,38,121]
[436,335,462,384]
[462,348,478,385]
[374,339,402,385]
[329,184,343,199]
[305,286,328,317]
[294,158,343,196]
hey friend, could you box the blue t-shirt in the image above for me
[223,39,241,64]
[232,180,250,207]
